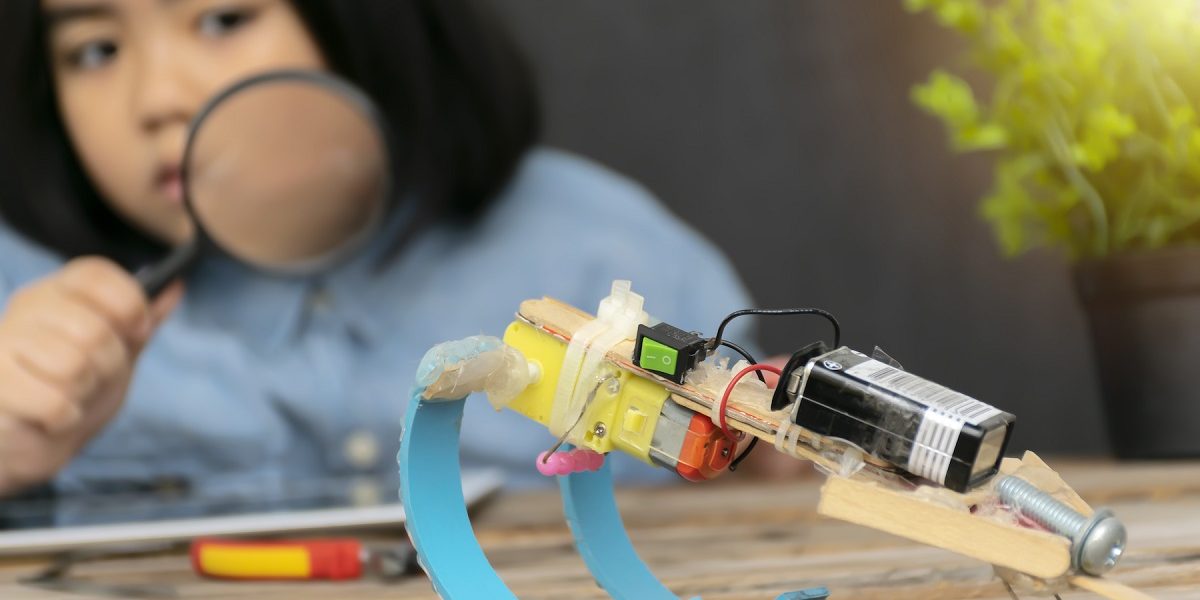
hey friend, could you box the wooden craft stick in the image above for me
[817,475,1070,578]
[518,298,834,465]
[1069,575,1157,600]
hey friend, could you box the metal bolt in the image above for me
[592,422,607,439]
[995,476,1126,575]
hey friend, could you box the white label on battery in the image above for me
[844,359,1002,425]
[908,408,963,483]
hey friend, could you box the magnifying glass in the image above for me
[136,70,392,296]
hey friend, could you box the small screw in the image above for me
[720,447,730,458]
[995,476,1126,575]
[592,423,607,439]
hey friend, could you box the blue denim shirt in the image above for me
[0,148,755,509]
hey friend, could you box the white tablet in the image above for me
[0,469,503,556]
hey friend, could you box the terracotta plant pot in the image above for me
[1075,247,1200,458]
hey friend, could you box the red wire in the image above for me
[717,364,782,441]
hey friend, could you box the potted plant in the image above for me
[906,0,1200,457]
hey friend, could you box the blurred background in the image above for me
[492,0,1107,456]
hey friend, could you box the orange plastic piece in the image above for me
[675,413,735,481]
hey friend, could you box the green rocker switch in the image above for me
[633,323,708,384]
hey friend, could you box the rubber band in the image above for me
[774,422,793,453]
[771,422,808,464]
[548,281,646,440]
[709,390,725,430]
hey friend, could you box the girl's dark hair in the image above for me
[0,0,540,267]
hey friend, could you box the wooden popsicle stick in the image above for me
[817,474,1071,578]
[519,299,814,444]
[1070,575,1158,600]
[1013,451,1095,516]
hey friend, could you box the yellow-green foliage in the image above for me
[907,0,1200,259]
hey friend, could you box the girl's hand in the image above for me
[0,258,182,496]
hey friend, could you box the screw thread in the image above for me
[996,476,1087,537]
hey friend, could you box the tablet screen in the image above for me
[0,471,503,556]
[0,473,400,529]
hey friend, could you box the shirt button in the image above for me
[349,477,382,507]
[309,287,334,311]
[343,430,380,469]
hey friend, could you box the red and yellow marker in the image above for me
[191,538,365,580]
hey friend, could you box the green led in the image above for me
[639,338,678,375]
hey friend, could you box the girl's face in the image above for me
[42,0,326,245]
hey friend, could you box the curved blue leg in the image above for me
[398,387,517,600]
[560,450,681,600]
[399,339,827,599]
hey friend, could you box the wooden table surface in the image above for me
[1,461,1198,599]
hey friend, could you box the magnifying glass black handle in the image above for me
[136,241,199,298]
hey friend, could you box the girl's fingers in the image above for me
[0,351,83,433]
[56,257,152,349]
[31,294,130,391]
[6,328,100,400]
[0,257,181,433]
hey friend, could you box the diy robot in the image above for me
[398,281,1141,599]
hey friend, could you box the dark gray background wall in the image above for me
[491,1,1108,455]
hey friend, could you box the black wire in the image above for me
[710,308,841,352]
[714,340,764,471]
[1002,580,1020,600]
[714,308,842,472]
[729,437,759,471]
[717,340,766,383]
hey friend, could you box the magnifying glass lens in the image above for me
[185,74,390,272]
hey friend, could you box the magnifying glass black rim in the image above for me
[136,69,395,297]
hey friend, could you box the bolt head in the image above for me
[1076,509,1127,575]
[592,423,607,438]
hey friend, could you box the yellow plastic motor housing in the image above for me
[502,320,671,464]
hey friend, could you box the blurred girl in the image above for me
[0,0,753,508]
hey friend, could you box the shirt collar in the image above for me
[181,197,423,354]
[183,255,309,354]
[320,199,433,346]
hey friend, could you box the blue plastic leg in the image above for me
[398,387,517,600]
[398,369,827,600]
[560,450,679,600]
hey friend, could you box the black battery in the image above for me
[785,347,1015,492]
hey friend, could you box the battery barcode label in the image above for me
[844,359,1001,425]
